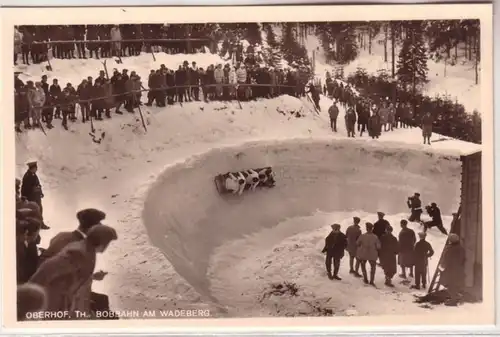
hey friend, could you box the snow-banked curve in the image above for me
[142,139,462,305]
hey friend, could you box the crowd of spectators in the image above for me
[14,52,314,132]
[14,24,215,65]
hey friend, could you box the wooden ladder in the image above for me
[427,206,461,294]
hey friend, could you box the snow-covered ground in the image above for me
[15,50,483,320]
[303,32,481,114]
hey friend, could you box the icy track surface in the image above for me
[142,139,462,313]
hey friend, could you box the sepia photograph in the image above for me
[1,3,494,332]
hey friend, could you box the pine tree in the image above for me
[264,24,283,68]
[281,23,309,66]
[315,22,358,64]
[396,21,429,94]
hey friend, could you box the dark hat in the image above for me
[14,71,22,75]
[76,208,106,227]
[414,192,420,197]
[377,211,385,217]
[330,223,341,230]
[26,161,37,168]
[365,222,374,230]
[353,216,361,222]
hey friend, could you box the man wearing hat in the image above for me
[21,161,44,217]
[39,208,106,265]
[439,233,466,305]
[345,216,362,276]
[398,219,416,279]
[321,223,347,280]
[16,215,42,284]
[379,226,399,287]
[407,192,423,222]
[411,232,434,290]
[423,202,448,235]
[373,212,390,239]
[356,223,381,286]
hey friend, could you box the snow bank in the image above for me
[142,138,463,311]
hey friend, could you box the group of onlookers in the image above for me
[325,73,437,144]
[322,197,466,306]
[14,55,314,132]
[14,24,215,65]
[16,162,118,321]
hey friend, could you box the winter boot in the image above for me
[333,275,342,280]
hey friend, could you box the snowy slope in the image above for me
[303,32,481,114]
[15,53,482,319]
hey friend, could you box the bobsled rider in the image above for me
[257,167,275,187]
[224,172,246,195]
[245,169,260,191]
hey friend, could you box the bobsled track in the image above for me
[142,138,462,310]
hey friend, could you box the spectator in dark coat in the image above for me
[345,216,362,276]
[49,79,62,119]
[398,219,416,278]
[407,192,423,223]
[16,216,42,285]
[423,202,448,235]
[328,101,339,132]
[321,223,348,280]
[379,226,399,287]
[373,212,390,239]
[345,106,357,137]
[21,161,44,217]
[439,233,466,305]
[411,232,434,290]
[77,79,93,123]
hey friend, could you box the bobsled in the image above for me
[214,167,276,195]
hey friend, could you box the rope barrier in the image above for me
[16,83,309,112]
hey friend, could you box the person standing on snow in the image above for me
[110,25,122,58]
[398,219,416,279]
[328,101,340,132]
[421,111,433,145]
[356,222,381,286]
[373,211,390,239]
[411,232,434,290]
[321,223,348,280]
[345,216,362,277]
[407,192,423,223]
[345,105,357,137]
[21,161,45,218]
[379,226,399,287]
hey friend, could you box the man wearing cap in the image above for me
[423,202,448,235]
[439,233,466,305]
[16,215,42,284]
[379,226,399,287]
[398,219,416,279]
[321,223,347,280]
[407,192,423,222]
[373,212,390,239]
[411,232,434,290]
[21,161,44,217]
[356,222,381,286]
[345,216,362,276]
[38,208,106,265]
